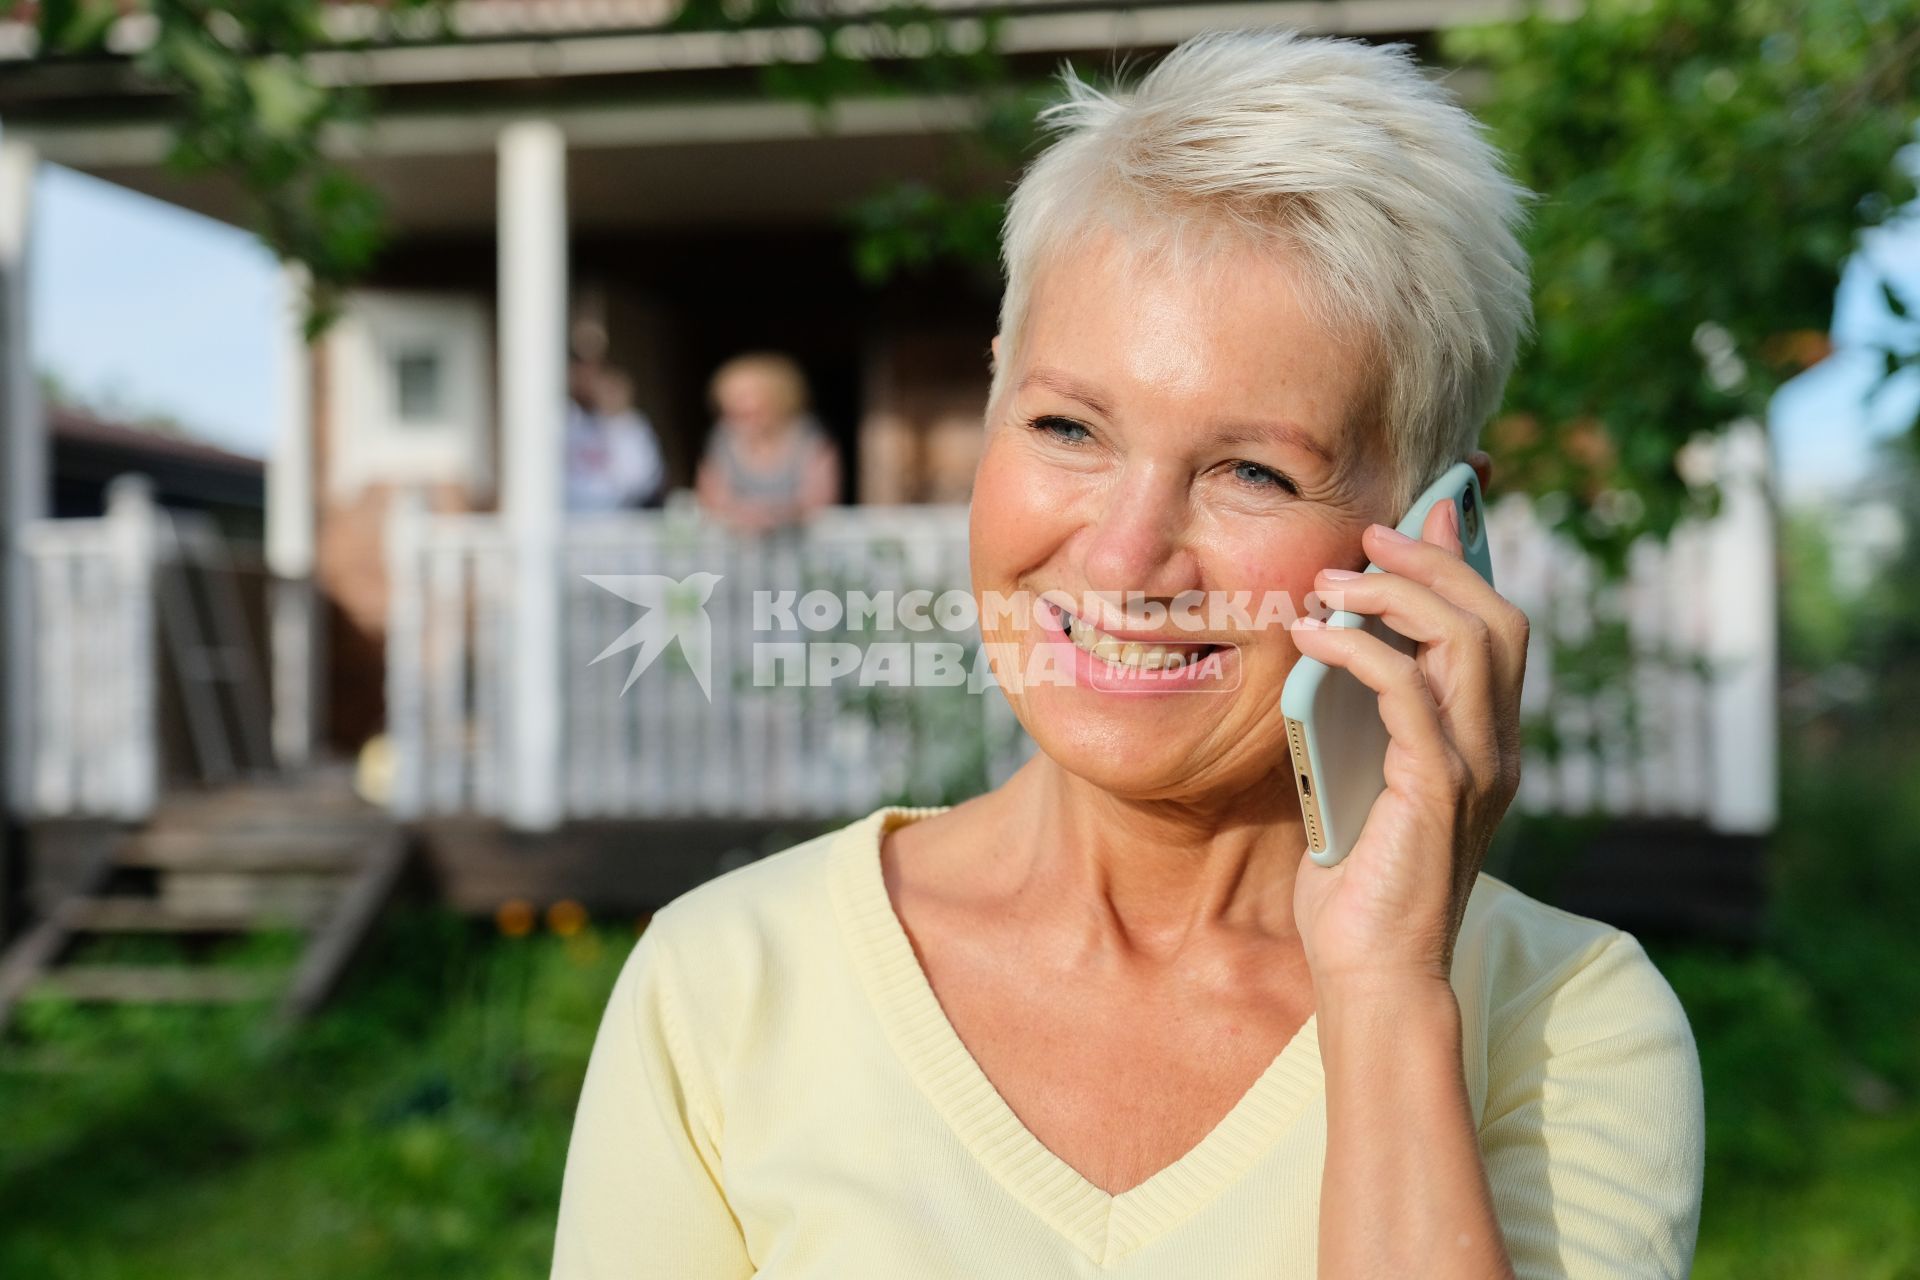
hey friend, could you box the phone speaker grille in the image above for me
[1285,716,1326,853]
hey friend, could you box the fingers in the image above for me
[1301,500,1525,802]
[1423,494,1464,557]
[1288,616,1462,794]
[1311,569,1502,774]
[1313,562,1485,654]
[1348,508,1531,699]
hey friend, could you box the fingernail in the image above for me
[1321,568,1362,581]
[1446,499,1460,539]
[1370,523,1414,544]
[1291,615,1326,629]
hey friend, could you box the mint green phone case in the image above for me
[1279,461,1495,868]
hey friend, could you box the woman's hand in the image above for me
[1285,494,1530,990]
[1288,489,1529,1280]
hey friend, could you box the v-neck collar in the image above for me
[827,805,1325,1266]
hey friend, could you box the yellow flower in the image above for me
[547,899,590,937]
[495,899,536,938]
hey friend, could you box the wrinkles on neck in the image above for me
[980,756,1310,968]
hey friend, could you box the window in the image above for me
[393,348,445,424]
[327,289,493,500]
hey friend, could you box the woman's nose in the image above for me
[1079,471,1202,602]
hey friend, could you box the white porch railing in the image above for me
[18,477,159,819]
[386,498,1032,822]
[1487,421,1776,834]
[388,426,1776,833]
[14,475,276,820]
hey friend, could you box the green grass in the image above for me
[1670,736,1920,1278]
[1,742,1916,1276]
[1691,1108,1920,1280]
[0,911,632,1279]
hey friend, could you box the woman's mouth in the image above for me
[1056,604,1223,672]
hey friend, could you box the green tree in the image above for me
[7,0,458,336]
[4,0,1024,335]
[13,0,1917,519]
[770,0,1920,568]
[1445,0,1920,563]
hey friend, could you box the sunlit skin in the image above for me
[969,229,1391,803]
[883,225,1529,1277]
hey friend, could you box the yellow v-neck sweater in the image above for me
[550,807,1704,1278]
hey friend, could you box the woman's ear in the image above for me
[1467,449,1493,498]
[989,334,1002,374]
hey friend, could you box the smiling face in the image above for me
[970,225,1398,803]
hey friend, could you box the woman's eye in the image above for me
[1232,460,1299,495]
[1027,415,1092,444]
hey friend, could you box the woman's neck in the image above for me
[978,756,1310,962]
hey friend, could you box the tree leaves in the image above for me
[9,0,449,335]
[1443,0,1920,562]
[12,0,1917,494]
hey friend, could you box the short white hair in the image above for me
[990,28,1534,513]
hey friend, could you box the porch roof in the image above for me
[0,0,1505,233]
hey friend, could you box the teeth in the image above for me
[1061,608,1214,671]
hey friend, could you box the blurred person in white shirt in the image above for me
[567,359,665,513]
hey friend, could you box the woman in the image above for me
[553,30,1704,1279]
[695,352,841,533]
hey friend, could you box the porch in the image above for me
[378,425,1779,841]
[12,425,1779,838]
[0,44,1777,941]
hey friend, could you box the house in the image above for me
[48,404,265,532]
[0,0,1778,939]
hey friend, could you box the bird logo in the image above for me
[583,572,723,699]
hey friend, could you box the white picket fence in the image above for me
[387,425,1777,832]
[1487,421,1776,834]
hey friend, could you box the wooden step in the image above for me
[0,844,120,1028]
[117,831,373,873]
[155,781,369,817]
[0,778,408,1035]
[159,872,342,919]
[144,812,386,837]
[280,828,410,1022]
[0,913,73,1013]
[33,965,280,1003]
[144,805,372,832]
[57,897,325,934]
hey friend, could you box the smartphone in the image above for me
[1279,460,1494,868]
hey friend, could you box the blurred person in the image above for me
[566,357,665,513]
[924,409,986,503]
[552,31,1703,1280]
[695,352,840,533]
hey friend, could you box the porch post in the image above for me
[1705,418,1778,833]
[0,136,41,940]
[498,120,566,831]
[267,264,320,770]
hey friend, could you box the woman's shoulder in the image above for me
[1458,875,1705,1271]
[645,812,867,954]
[633,808,907,1011]
[1452,871,1695,1065]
